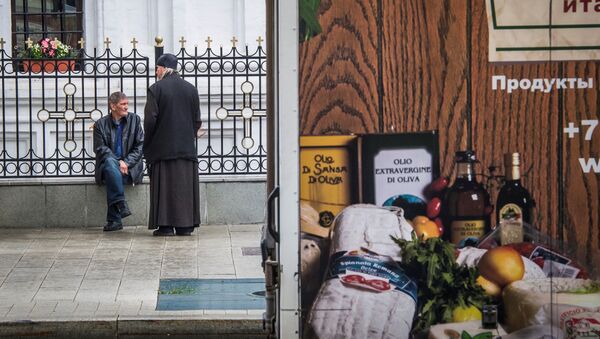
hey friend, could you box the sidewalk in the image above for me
[0,224,266,338]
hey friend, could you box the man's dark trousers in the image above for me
[102,157,132,223]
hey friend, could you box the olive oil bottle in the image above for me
[443,150,491,247]
[496,152,534,244]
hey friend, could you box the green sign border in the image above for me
[491,0,600,52]
[491,0,600,30]
[496,45,600,51]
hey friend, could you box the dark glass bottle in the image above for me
[443,150,491,247]
[496,152,534,244]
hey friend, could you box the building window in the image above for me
[11,0,83,50]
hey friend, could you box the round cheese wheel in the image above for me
[502,278,600,332]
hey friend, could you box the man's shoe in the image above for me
[103,221,123,232]
[117,201,132,219]
[153,228,174,236]
[175,227,194,236]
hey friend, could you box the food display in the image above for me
[393,236,489,334]
[304,202,598,338]
[300,146,598,338]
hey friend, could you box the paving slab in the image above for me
[0,224,266,338]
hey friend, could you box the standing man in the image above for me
[94,91,144,232]
[144,53,202,236]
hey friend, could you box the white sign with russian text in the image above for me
[486,0,600,61]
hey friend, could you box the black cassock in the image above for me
[148,159,199,228]
[144,72,202,229]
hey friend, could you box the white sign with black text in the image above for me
[373,148,433,205]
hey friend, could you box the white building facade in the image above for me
[0,0,267,179]
[0,0,266,57]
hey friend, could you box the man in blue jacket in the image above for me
[94,91,144,231]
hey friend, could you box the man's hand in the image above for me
[119,160,128,175]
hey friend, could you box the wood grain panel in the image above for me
[299,0,380,135]
[562,62,600,277]
[297,0,598,275]
[470,0,560,237]
[380,0,468,174]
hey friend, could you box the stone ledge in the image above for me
[0,180,266,227]
[0,174,266,186]
[0,317,265,338]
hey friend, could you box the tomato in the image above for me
[367,279,391,291]
[429,177,449,194]
[452,305,482,322]
[426,197,442,218]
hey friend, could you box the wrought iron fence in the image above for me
[0,37,267,178]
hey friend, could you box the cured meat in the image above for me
[306,205,415,339]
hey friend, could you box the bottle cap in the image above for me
[455,150,477,163]
[504,152,520,167]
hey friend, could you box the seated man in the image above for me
[93,91,144,231]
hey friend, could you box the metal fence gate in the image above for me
[0,37,267,178]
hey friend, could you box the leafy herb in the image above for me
[392,236,491,334]
[461,331,494,339]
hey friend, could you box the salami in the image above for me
[305,205,415,339]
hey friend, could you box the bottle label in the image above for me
[499,203,524,244]
[451,220,486,247]
[325,250,418,301]
[499,203,523,224]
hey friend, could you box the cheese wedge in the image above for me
[428,320,506,339]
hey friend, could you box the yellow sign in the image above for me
[300,136,357,237]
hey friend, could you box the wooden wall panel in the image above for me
[297,0,599,275]
[381,0,468,173]
[562,62,600,276]
[470,0,560,237]
[299,0,380,135]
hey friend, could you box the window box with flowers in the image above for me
[17,38,78,74]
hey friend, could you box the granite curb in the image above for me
[0,315,265,338]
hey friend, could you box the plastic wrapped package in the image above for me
[477,223,591,279]
[305,205,415,339]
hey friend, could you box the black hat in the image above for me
[156,53,178,69]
